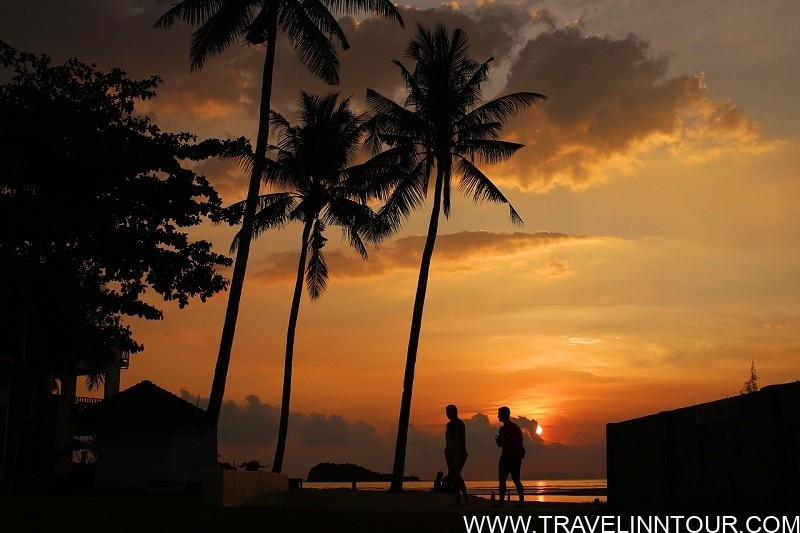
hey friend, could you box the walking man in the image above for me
[493,406,525,508]
[444,404,470,506]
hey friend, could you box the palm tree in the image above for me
[228,91,391,472]
[154,0,403,426]
[364,23,547,491]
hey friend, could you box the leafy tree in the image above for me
[740,359,759,395]
[228,91,390,472]
[364,23,546,491]
[155,0,404,429]
[0,41,241,489]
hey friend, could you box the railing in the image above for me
[74,396,103,404]
[71,396,103,416]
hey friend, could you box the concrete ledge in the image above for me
[201,470,289,507]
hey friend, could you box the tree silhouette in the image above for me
[0,41,240,490]
[740,359,759,395]
[228,92,391,472]
[364,23,546,491]
[154,0,403,427]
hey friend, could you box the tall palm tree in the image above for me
[154,0,403,426]
[228,91,391,472]
[364,23,547,491]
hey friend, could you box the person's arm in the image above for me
[458,422,467,455]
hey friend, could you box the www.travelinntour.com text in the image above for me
[461,515,800,533]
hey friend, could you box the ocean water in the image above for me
[302,479,607,503]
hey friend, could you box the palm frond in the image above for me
[452,58,490,110]
[464,92,547,126]
[456,157,523,226]
[305,219,328,300]
[364,89,426,151]
[243,5,272,44]
[377,159,430,229]
[442,166,452,219]
[392,59,424,109]
[187,1,258,71]
[278,0,341,85]
[262,156,305,189]
[456,120,503,142]
[323,196,375,252]
[153,0,228,29]
[365,89,416,125]
[457,139,524,165]
[300,0,350,51]
[269,109,292,135]
[321,0,404,27]
[347,144,419,201]
[229,192,295,253]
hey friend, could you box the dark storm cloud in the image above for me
[293,412,379,445]
[180,390,377,446]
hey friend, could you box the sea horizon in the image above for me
[303,478,607,503]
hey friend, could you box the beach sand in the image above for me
[246,488,607,532]
[0,488,607,532]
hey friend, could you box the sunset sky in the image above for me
[2,0,798,480]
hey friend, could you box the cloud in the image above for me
[2,1,773,199]
[568,337,603,345]
[179,391,279,445]
[235,5,777,195]
[249,231,593,284]
[292,412,379,446]
[501,23,775,191]
[180,389,604,477]
[180,391,377,446]
[535,259,571,279]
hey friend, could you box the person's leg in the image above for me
[446,456,463,507]
[456,458,469,505]
[495,461,508,507]
[510,459,524,506]
[496,474,508,505]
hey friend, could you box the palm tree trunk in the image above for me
[390,166,445,492]
[206,7,279,426]
[272,217,313,473]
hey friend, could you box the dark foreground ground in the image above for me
[0,488,607,532]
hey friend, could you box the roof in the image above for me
[72,380,209,428]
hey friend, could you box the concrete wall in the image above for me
[607,381,800,513]
[201,470,289,507]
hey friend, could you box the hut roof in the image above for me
[72,380,208,428]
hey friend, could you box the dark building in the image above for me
[73,380,217,491]
[607,381,800,513]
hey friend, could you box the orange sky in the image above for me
[3,0,799,479]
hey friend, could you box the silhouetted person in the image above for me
[432,471,444,492]
[441,473,455,492]
[444,404,470,506]
[493,406,525,508]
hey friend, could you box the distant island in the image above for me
[306,462,420,482]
